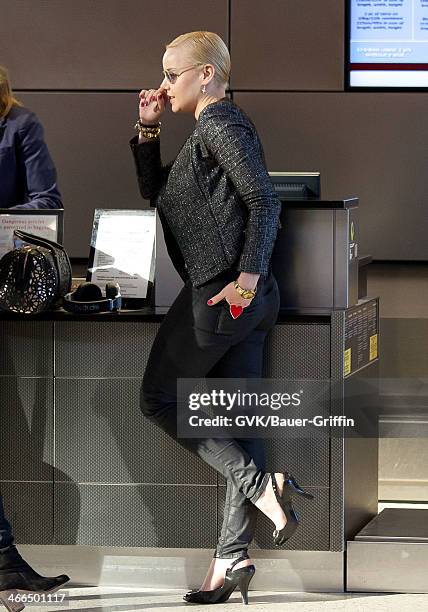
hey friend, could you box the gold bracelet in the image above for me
[134,119,161,131]
[139,128,161,139]
[134,119,161,139]
[233,281,257,300]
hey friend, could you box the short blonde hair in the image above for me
[0,66,22,118]
[166,31,230,87]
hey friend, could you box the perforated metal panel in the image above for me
[264,323,331,379]
[55,377,216,485]
[329,310,346,551]
[217,486,329,551]
[0,482,53,545]
[0,321,53,376]
[55,321,160,378]
[216,437,329,490]
[0,377,53,481]
[54,483,217,548]
[0,315,355,553]
[264,438,329,488]
[262,324,331,488]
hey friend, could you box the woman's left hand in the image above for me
[207,281,254,319]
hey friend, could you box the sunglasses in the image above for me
[162,64,201,84]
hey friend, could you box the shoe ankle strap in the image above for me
[228,552,249,571]
[271,473,282,502]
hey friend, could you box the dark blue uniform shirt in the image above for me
[0,105,62,209]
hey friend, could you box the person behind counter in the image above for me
[131,31,314,606]
[0,65,62,210]
[0,67,68,611]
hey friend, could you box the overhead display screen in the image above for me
[349,0,428,87]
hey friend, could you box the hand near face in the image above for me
[138,88,168,125]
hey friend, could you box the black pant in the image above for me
[141,268,280,558]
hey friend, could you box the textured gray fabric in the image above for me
[130,99,281,287]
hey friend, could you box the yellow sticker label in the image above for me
[344,348,351,376]
[370,334,378,360]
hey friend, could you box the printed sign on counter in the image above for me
[87,209,156,300]
[344,298,379,377]
[0,212,59,259]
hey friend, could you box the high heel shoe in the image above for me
[183,554,255,605]
[271,471,314,547]
[0,545,69,612]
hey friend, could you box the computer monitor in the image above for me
[269,172,321,200]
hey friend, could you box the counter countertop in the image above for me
[0,304,346,323]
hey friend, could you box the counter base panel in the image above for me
[347,540,428,593]
[15,545,345,592]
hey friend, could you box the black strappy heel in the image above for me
[183,554,255,605]
[271,471,314,547]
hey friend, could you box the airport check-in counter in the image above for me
[0,198,382,592]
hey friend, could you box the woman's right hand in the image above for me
[138,88,167,125]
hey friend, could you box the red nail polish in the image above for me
[207,299,213,305]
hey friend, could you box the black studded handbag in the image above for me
[0,230,72,314]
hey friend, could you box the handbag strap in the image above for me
[13,230,72,295]
[13,229,65,253]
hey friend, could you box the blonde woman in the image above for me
[131,32,313,605]
[0,65,61,210]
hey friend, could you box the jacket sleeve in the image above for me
[198,111,281,276]
[130,136,172,204]
[11,112,62,210]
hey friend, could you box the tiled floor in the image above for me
[8,587,427,612]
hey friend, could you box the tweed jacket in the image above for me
[0,106,62,209]
[130,99,281,287]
